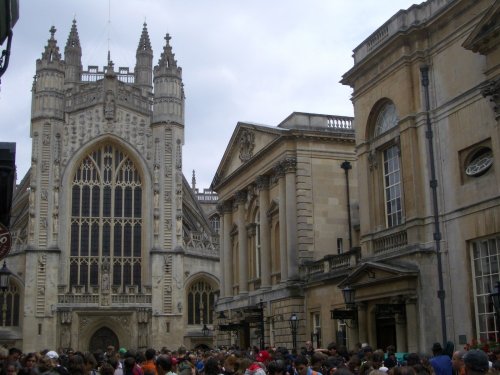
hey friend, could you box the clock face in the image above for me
[466,148,493,177]
[375,102,398,136]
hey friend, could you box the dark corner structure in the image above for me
[0,143,16,228]
[0,0,19,79]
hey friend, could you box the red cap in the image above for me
[256,350,270,362]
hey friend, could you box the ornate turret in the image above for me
[64,19,82,86]
[152,33,185,126]
[33,26,65,121]
[134,22,153,94]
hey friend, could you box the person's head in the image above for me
[294,355,310,375]
[463,350,489,375]
[6,364,18,375]
[305,341,313,350]
[267,360,285,375]
[327,342,338,356]
[406,353,420,367]
[101,363,115,375]
[156,355,173,375]
[22,353,37,369]
[204,358,220,375]
[431,343,443,356]
[9,348,22,361]
[311,352,327,371]
[145,349,156,361]
[83,352,97,372]
[68,354,86,375]
[452,351,466,372]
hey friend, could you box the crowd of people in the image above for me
[0,340,496,375]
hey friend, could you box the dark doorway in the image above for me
[89,327,119,352]
[376,316,396,351]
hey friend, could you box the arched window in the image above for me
[70,144,142,292]
[375,102,398,136]
[187,280,215,325]
[372,101,403,228]
[0,280,20,326]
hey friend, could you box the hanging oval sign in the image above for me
[0,223,12,260]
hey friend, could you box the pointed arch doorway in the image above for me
[89,327,119,352]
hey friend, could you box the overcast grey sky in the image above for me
[0,0,418,189]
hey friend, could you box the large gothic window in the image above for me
[187,280,215,325]
[70,144,142,292]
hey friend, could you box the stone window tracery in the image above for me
[187,280,215,325]
[0,281,20,327]
[70,144,142,292]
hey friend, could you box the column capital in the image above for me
[255,175,270,190]
[272,162,285,179]
[234,190,247,205]
[217,200,233,215]
[282,157,297,173]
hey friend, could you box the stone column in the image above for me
[220,201,234,297]
[405,297,418,353]
[235,190,248,294]
[256,175,271,289]
[283,157,298,280]
[395,312,407,352]
[357,302,368,345]
[217,202,229,298]
[274,163,288,282]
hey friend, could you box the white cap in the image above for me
[46,351,59,360]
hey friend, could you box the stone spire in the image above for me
[135,22,153,94]
[152,33,184,126]
[192,170,196,190]
[34,26,65,120]
[157,33,178,70]
[64,19,82,85]
[40,26,62,63]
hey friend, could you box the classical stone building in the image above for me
[1,21,220,351]
[336,0,500,352]
[212,112,357,349]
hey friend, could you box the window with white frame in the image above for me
[471,235,500,341]
[312,312,321,348]
[383,145,402,227]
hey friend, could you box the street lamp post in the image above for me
[340,161,353,251]
[0,260,12,326]
[289,313,298,351]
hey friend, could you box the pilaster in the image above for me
[256,175,271,289]
[235,190,248,294]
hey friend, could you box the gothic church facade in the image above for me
[3,21,220,351]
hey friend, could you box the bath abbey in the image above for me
[4,21,220,351]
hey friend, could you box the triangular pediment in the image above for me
[462,1,500,55]
[212,122,285,189]
[339,261,418,288]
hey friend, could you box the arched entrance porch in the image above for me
[89,327,119,352]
